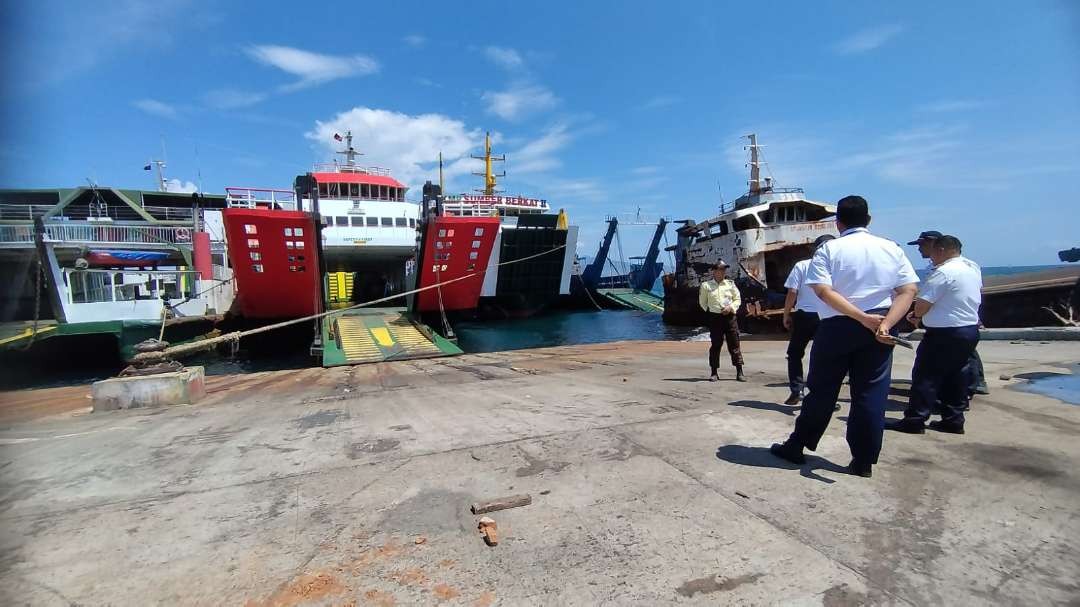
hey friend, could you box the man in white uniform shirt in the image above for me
[888,235,982,434]
[771,196,919,478]
[782,234,835,406]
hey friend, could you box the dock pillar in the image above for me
[91,366,206,412]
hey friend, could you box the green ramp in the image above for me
[321,307,462,367]
[596,288,665,313]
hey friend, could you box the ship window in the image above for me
[348,184,358,198]
[469,251,479,260]
[288,255,296,262]
[251,264,264,273]
[436,241,443,249]
[244,224,257,235]
[474,227,485,237]
[714,221,729,236]
[247,238,259,248]
[249,252,261,261]
[294,227,304,236]
[335,216,348,226]
[284,227,293,236]
[441,264,448,272]
[733,215,759,231]
[432,265,439,272]
[463,210,473,216]
[759,209,774,224]
[350,216,363,227]
[318,183,328,197]
[472,240,481,248]
[367,216,378,227]
[395,217,407,227]
[409,218,416,228]
[438,229,446,237]
[297,255,305,261]
[380,217,392,227]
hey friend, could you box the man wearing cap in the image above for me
[888,235,982,434]
[699,260,746,382]
[782,234,836,406]
[908,229,989,401]
[770,195,919,478]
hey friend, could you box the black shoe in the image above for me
[885,418,926,434]
[928,419,965,434]
[974,385,990,395]
[784,393,800,406]
[735,366,747,382]
[769,441,805,465]
[847,460,873,478]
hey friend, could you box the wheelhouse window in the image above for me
[395,217,407,227]
[350,216,363,227]
[335,216,348,226]
[732,215,759,231]
[367,216,378,227]
[381,217,392,227]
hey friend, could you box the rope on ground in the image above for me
[131,243,568,364]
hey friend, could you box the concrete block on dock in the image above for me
[91,366,206,412]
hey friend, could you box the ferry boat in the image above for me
[662,134,838,328]
[0,184,232,360]
[442,133,579,317]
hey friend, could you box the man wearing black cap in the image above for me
[781,234,835,406]
[770,195,919,478]
[888,235,982,434]
[907,230,944,262]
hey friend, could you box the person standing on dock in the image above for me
[770,195,919,478]
[888,235,982,435]
[907,229,989,401]
[699,260,746,382]
[782,234,835,406]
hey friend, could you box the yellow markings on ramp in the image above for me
[369,327,395,347]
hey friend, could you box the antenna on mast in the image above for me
[745,133,762,195]
[471,132,505,195]
[438,152,445,193]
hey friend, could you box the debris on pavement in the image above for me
[470,493,532,515]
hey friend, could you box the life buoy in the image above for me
[175,227,191,242]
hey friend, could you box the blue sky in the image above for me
[2,0,1079,266]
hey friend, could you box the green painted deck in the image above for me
[596,288,665,312]
[321,308,462,367]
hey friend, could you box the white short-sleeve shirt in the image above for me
[784,259,823,314]
[805,227,920,320]
[919,255,982,328]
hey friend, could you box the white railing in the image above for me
[0,225,34,244]
[312,162,392,176]
[0,204,54,221]
[45,224,193,246]
[225,187,297,210]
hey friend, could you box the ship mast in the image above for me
[471,131,505,195]
[746,133,761,195]
[335,130,362,169]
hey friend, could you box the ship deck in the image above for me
[1,339,1078,604]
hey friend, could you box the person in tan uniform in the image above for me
[699,260,746,382]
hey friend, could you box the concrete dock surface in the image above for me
[0,339,1078,605]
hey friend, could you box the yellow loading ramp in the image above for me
[322,308,461,367]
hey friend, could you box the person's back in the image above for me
[810,229,914,317]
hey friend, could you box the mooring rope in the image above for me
[132,243,569,363]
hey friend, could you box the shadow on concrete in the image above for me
[836,397,908,412]
[664,377,735,383]
[714,445,849,485]
[764,382,790,388]
[728,399,800,416]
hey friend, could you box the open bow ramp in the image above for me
[321,308,461,367]
[596,288,665,312]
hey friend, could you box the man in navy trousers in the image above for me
[770,195,919,478]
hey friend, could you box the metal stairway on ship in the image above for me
[321,308,461,367]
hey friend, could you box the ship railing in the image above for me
[0,225,34,245]
[62,268,201,305]
[44,224,194,247]
[225,187,297,210]
[0,204,55,221]
[312,163,392,176]
[0,203,195,223]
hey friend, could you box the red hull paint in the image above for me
[415,216,500,312]
[222,208,322,319]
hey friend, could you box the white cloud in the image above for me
[481,82,559,121]
[414,77,441,88]
[484,46,525,70]
[204,88,268,109]
[834,24,905,55]
[164,178,198,193]
[306,107,482,190]
[916,99,988,113]
[508,123,573,174]
[132,99,178,120]
[639,95,680,110]
[631,166,661,175]
[403,34,426,48]
[245,45,379,91]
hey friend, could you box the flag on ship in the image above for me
[333,133,343,141]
